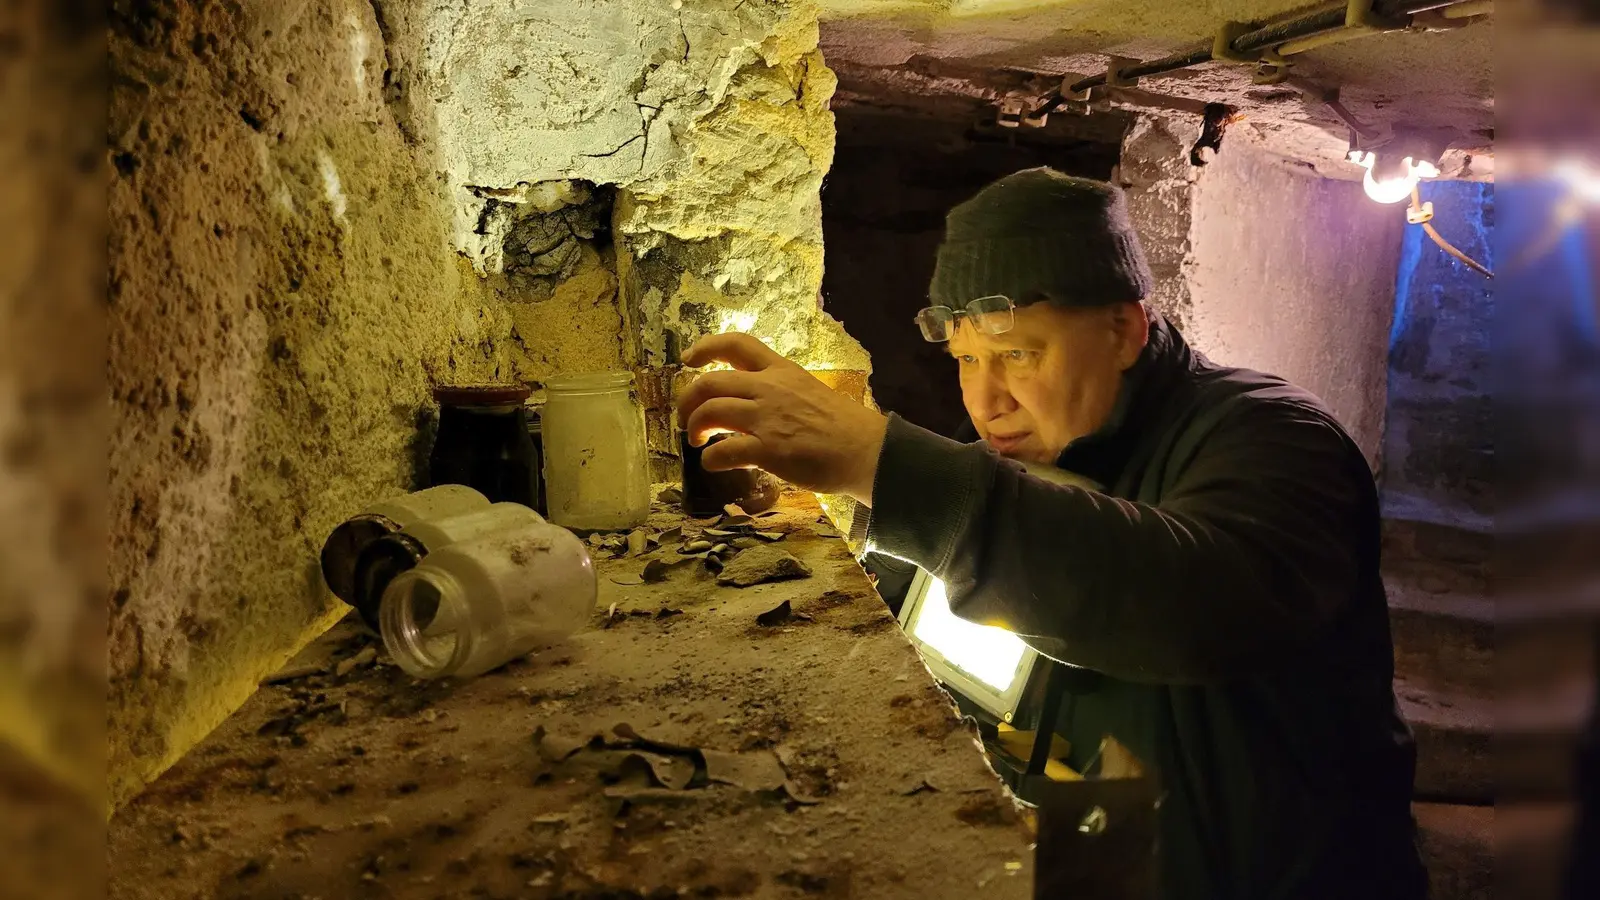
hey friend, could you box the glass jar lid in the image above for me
[543,372,635,393]
[433,383,532,407]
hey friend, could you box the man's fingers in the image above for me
[684,398,761,447]
[682,332,787,372]
[676,370,762,429]
[699,433,764,472]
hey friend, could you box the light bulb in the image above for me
[1363,166,1419,204]
[1556,160,1600,204]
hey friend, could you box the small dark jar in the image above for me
[428,384,540,509]
[680,431,782,518]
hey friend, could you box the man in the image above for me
[678,168,1425,899]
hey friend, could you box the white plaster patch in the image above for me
[317,151,349,225]
[255,141,295,214]
[347,12,369,93]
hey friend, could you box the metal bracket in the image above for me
[1105,55,1140,88]
[997,98,1026,129]
[1346,0,1409,31]
[1251,47,1293,85]
[1211,21,1260,64]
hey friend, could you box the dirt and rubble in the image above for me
[107,492,1034,899]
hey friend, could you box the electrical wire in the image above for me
[1030,0,1487,118]
[1409,185,1494,278]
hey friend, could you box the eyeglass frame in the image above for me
[914,295,1016,343]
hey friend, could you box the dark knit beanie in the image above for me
[929,168,1154,308]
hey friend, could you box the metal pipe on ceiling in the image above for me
[1032,0,1486,117]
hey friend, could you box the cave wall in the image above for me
[107,0,866,811]
[0,0,105,809]
[1380,181,1494,522]
[106,0,528,810]
[1182,140,1406,466]
[385,0,866,372]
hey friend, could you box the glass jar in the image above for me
[541,372,651,531]
[319,484,491,610]
[428,384,541,509]
[379,519,598,679]
[345,502,544,632]
[680,431,782,517]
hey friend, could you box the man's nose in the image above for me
[967,363,1018,422]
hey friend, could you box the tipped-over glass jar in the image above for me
[379,516,597,679]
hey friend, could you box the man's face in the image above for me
[947,301,1148,464]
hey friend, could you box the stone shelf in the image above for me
[107,493,1033,900]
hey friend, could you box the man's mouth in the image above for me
[986,432,1031,454]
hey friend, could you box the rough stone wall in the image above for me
[106,0,869,811]
[1380,181,1493,522]
[1184,141,1405,466]
[0,0,106,810]
[383,0,865,372]
[1119,115,1198,331]
[107,0,520,809]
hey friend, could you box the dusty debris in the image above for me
[755,600,793,627]
[641,557,693,583]
[619,751,697,790]
[782,781,824,805]
[532,725,593,762]
[901,777,942,796]
[626,529,650,557]
[260,663,324,685]
[702,749,786,792]
[657,525,683,543]
[723,504,748,518]
[722,515,753,527]
[334,647,378,678]
[755,531,785,542]
[657,487,683,504]
[718,546,813,588]
[681,540,714,553]
[730,536,761,550]
[609,573,645,586]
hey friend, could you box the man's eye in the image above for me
[956,354,978,364]
[1005,349,1031,362]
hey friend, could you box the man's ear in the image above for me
[1113,302,1149,371]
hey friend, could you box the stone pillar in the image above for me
[401,0,868,373]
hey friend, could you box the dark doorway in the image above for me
[821,100,1130,437]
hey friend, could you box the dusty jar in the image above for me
[347,501,544,633]
[379,518,597,679]
[540,372,651,531]
[319,484,492,613]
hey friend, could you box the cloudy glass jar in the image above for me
[379,518,597,679]
[540,372,651,531]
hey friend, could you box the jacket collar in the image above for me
[1054,311,1194,483]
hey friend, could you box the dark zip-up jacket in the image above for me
[866,313,1426,900]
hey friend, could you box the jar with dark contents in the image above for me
[428,384,540,509]
[680,431,782,518]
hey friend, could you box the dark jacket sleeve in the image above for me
[865,396,1370,685]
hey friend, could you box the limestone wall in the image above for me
[1,0,106,809]
[382,0,866,372]
[1380,181,1493,522]
[1184,141,1405,467]
[106,0,524,810]
[106,0,865,811]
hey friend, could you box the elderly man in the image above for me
[678,168,1424,899]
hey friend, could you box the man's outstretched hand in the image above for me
[676,333,887,506]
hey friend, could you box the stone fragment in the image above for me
[717,546,812,588]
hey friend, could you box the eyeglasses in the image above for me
[915,295,1015,343]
